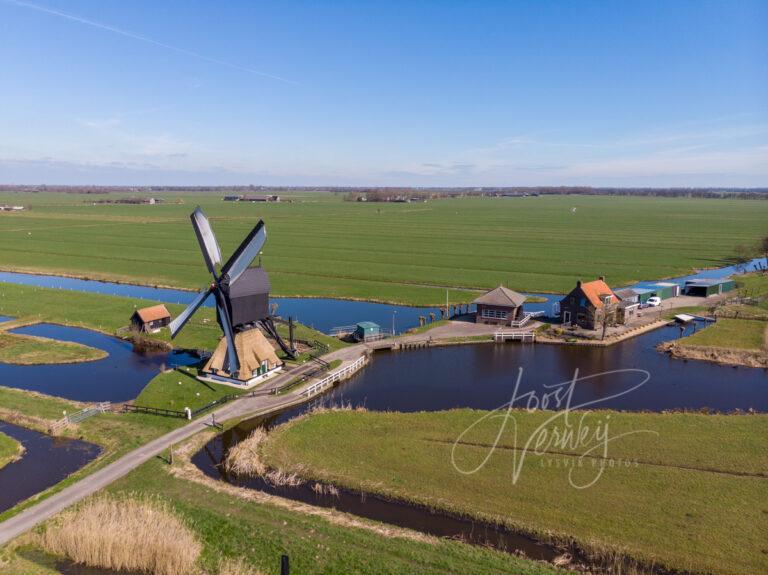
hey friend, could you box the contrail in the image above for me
[3,0,298,85]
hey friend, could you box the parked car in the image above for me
[647,296,662,307]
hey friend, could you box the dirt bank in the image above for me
[658,342,768,369]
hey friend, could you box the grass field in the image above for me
[0,430,22,470]
[0,332,106,365]
[680,318,766,350]
[0,192,766,305]
[261,409,768,575]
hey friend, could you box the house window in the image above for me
[481,308,509,319]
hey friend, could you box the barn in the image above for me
[473,286,526,326]
[131,304,171,333]
[683,278,736,297]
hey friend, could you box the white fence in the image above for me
[302,356,367,398]
[50,402,110,433]
[493,331,536,343]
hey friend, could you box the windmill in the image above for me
[170,207,296,383]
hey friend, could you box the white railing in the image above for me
[494,331,536,343]
[302,356,367,398]
[509,311,544,328]
[50,402,110,433]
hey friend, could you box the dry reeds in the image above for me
[223,427,268,477]
[40,494,202,575]
[311,482,339,497]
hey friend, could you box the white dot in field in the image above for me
[196,392,200,396]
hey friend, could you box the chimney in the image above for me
[576,279,582,288]
[598,276,605,282]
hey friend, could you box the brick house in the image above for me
[559,277,618,330]
[473,286,526,326]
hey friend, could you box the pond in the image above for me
[0,323,198,402]
[0,422,100,514]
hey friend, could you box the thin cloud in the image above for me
[4,0,298,85]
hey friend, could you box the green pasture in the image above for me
[1,192,766,305]
[0,332,106,365]
[262,409,768,575]
[0,430,22,470]
[680,317,766,350]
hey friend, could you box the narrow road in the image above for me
[0,344,366,546]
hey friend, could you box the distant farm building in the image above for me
[0,205,25,212]
[91,197,161,205]
[683,278,736,297]
[650,282,681,299]
[223,195,280,202]
[131,304,171,333]
[473,286,526,326]
[559,277,619,330]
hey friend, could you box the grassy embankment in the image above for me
[260,409,768,575]
[0,331,106,365]
[3,454,567,575]
[0,430,23,469]
[0,192,766,305]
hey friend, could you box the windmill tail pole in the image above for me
[288,317,296,352]
[262,317,297,360]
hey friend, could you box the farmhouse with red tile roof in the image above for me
[559,277,619,330]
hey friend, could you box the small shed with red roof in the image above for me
[559,277,619,330]
[131,304,171,333]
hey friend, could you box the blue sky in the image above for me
[0,0,766,186]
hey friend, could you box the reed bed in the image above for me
[223,427,268,477]
[40,494,201,575]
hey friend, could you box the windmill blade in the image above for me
[191,207,222,276]
[169,287,212,338]
[215,291,240,375]
[221,220,266,285]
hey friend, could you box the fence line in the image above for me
[50,402,110,433]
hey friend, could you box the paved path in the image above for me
[0,344,366,546]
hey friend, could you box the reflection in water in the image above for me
[0,422,100,514]
[0,323,198,402]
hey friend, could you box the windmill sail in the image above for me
[191,207,222,275]
[169,287,212,338]
[221,220,266,284]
